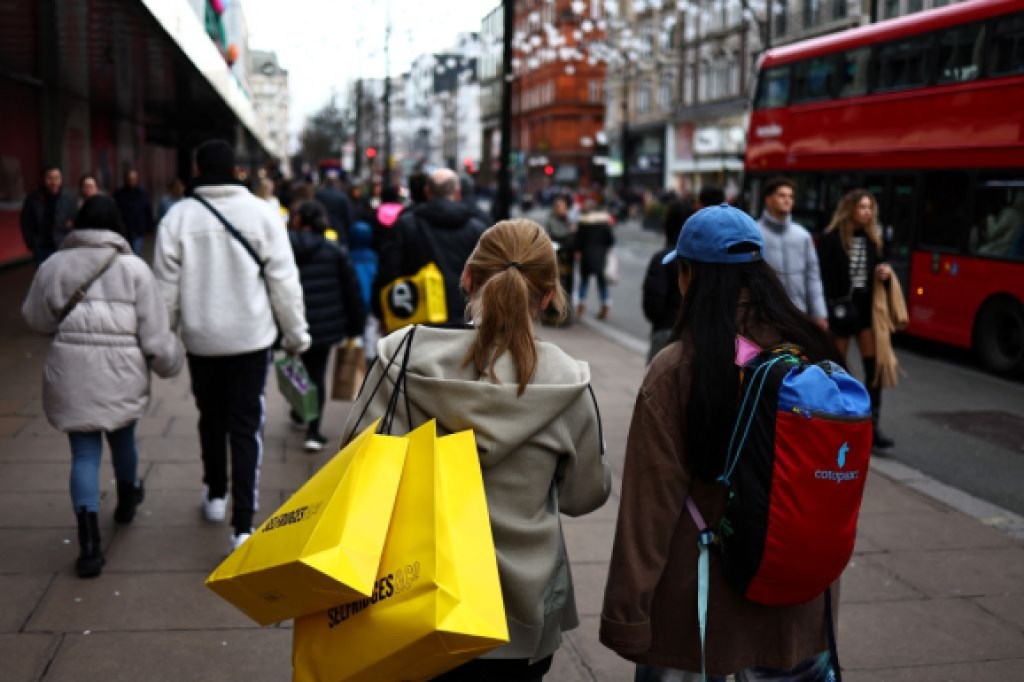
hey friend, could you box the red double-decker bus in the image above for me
[745,0,1024,376]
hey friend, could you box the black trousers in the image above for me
[187,349,271,534]
[300,344,332,438]
[431,655,554,682]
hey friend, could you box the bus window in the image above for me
[988,13,1024,77]
[972,177,1024,260]
[875,36,932,92]
[793,57,837,103]
[838,48,871,98]
[936,23,984,83]
[919,172,971,252]
[755,66,790,109]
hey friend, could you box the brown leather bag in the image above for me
[331,342,367,402]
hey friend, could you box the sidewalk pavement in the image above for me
[1,264,1022,682]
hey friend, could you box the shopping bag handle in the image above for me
[344,325,417,442]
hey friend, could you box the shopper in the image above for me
[575,195,615,320]
[20,166,77,264]
[288,200,366,451]
[642,198,695,362]
[22,195,182,578]
[819,189,895,449]
[154,139,310,551]
[601,205,843,680]
[346,219,612,681]
[113,168,155,256]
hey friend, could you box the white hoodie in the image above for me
[343,326,612,662]
[154,185,310,356]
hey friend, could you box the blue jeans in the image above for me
[635,651,834,682]
[68,422,139,512]
[578,270,609,305]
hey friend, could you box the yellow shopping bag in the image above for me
[292,420,509,682]
[206,420,407,626]
[380,262,448,333]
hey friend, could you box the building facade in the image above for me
[479,5,504,189]
[249,50,290,171]
[512,0,608,195]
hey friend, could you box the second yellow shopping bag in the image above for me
[206,420,407,625]
[292,419,509,682]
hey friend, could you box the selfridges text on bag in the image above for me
[293,326,508,681]
[205,419,408,626]
[686,340,872,680]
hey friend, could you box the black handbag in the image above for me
[828,290,861,336]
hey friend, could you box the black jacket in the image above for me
[113,186,155,240]
[289,231,366,348]
[642,247,682,332]
[373,198,487,325]
[20,189,77,252]
[314,186,354,244]
[576,210,615,275]
[817,229,885,304]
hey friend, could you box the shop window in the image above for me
[935,23,984,84]
[988,13,1024,77]
[803,0,822,29]
[971,177,1024,260]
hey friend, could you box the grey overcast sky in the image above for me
[244,0,495,141]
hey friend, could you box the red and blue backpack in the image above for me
[686,340,872,681]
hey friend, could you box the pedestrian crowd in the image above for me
[19,139,898,682]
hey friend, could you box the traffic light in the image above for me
[366,147,377,159]
[544,164,554,176]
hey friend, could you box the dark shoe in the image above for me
[114,479,145,525]
[873,428,895,450]
[288,409,305,431]
[597,304,610,320]
[75,508,105,578]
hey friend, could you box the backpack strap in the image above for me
[685,496,715,682]
[825,587,843,681]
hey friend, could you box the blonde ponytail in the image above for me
[463,220,567,395]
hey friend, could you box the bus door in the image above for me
[865,174,917,294]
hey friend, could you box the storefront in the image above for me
[669,116,747,201]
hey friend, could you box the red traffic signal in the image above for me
[544,164,554,176]
[366,147,377,159]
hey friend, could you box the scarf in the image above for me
[871,273,909,388]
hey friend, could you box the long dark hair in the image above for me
[670,256,841,480]
[75,195,126,238]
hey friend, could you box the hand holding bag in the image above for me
[275,356,319,424]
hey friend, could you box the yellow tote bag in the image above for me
[206,420,407,626]
[292,420,509,682]
[380,262,448,333]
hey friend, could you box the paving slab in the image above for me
[856,507,1015,552]
[137,435,202,462]
[547,645,595,682]
[146,459,312,495]
[133,416,172,438]
[871,546,1024,598]
[839,555,924,604]
[973,594,1024,633]
[0,633,60,682]
[840,598,1024,669]
[103,524,240,572]
[858,471,946,516]
[0,416,29,436]
[563,519,617,565]
[569,561,610,619]
[0,574,53,633]
[42,630,292,682]
[0,527,89,573]
[26,572,257,632]
[126,488,284,528]
[565,615,636,682]
[0,461,112,493]
[0,436,73,461]
[843,659,1024,681]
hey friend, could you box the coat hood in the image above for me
[414,198,477,231]
[288,230,330,262]
[374,326,592,468]
[59,228,133,254]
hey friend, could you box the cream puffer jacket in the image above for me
[22,229,183,432]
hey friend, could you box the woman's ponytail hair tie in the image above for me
[505,261,522,271]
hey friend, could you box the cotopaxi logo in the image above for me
[814,442,859,484]
[260,501,324,532]
[326,561,421,629]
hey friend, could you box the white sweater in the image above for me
[154,184,310,356]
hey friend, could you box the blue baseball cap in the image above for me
[662,204,764,265]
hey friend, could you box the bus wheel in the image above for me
[973,297,1024,377]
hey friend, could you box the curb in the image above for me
[579,315,1024,543]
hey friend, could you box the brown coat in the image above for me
[600,331,838,675]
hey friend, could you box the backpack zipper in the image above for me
[789,406,869,423]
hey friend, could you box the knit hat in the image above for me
[195,140,235,178]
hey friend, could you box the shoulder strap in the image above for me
[58,249,119,323]
[192,194,266,277]
[586,384,606,457]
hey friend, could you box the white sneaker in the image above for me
[231,531,252,551]
[201,490,227,523]
[304,436,326,452]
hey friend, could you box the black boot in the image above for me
[114,479,145,525]
[862,356,895,450]
[75,508,105,578]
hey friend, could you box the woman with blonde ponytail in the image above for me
[343,219,612,681]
